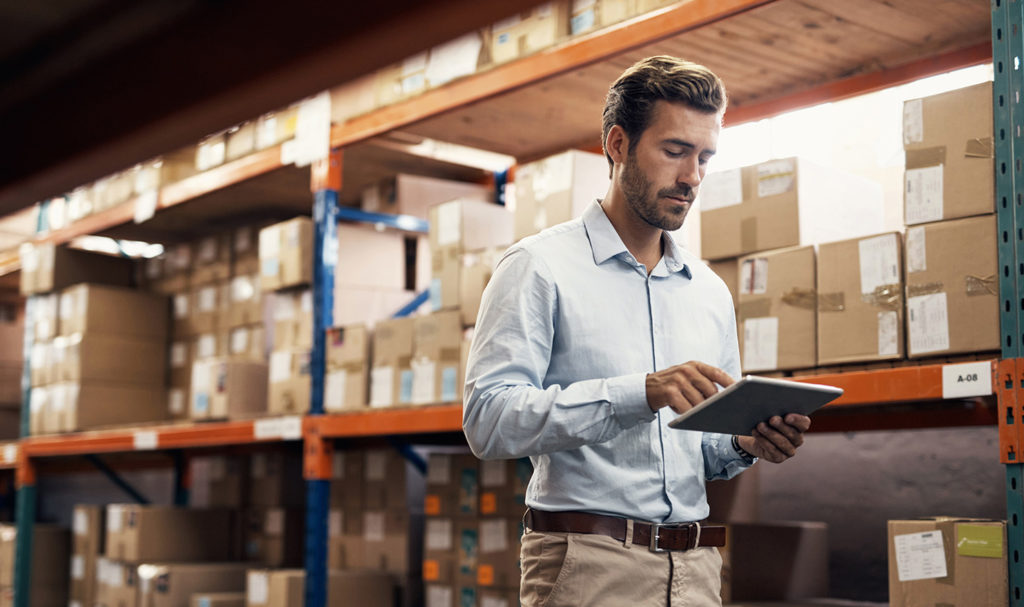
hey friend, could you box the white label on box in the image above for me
[264,509,284,535]
[437,202,462,247]
[198,334,217,359]
[942,361,993,399]
[331,452,345,480]
[878,311,899,357]
[428,454,451,485]
[905,165,944,225]
[133,190,158,224]
[894,530,947,581]
[171,342,187,367]
[699,168,743,211]
[908,293,950,355]
[230,328,250,354]
[905,226,927,273]
[174,294,189,319]
[364,512,385,542]
[427,586,453,607]
[73,509,88,536]
[329,509,343,537]
[71,554,85,580]
[192,361,210,391]
[270,351,291,383]
[480,519,509,553]
[324,370,347,412]
[756,158,796,198]
[280,138,298,166]
[232,276,255,302]
[412,359,437,404]
[259,227,280,264]
[109,563,124,587]
[365,451,387,481]
[742,317,778,371]
[198,286,217,312]
[133,431,158,451]
[739,258,767,295]
[2,444,16,465]
[247,571,269,605]
[426,519,453,551]
[370,366,394,407]
[107,505,123,533]
[903,98,924,145]
[481,460,507,487]
[858,233,900,296]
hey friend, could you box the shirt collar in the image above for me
[582,200,691,278]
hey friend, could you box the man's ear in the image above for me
[606,125,629,166]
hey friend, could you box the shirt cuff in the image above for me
[731,434,758,465]
[610,372,657,428]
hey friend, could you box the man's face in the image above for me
[619,100,721,232]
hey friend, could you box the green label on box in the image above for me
[956,524,1003,558]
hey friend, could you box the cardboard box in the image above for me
[232,226,263,278]
[169,340,193,388]
[335,224,409,291]
[56,332,166,384]
[249,453,305,508]
[192,235,233,286]
[903,82,993,225]
[362,174,491,220]
[196,133,227,171]
[227,325,265,361]
[194,332,230,361]
[207,455,250,509]
[255,105,299,151]
[268,349,310,415]
[105,506,235,563]
[423,520,459,584]
[96,557,139,607]
[514,149,609,241]
[20,243,134,296]
[361,511,421,576]
[225,122,257,162]
[478,458,531,518]
[61,381,169,432]
[491,2,571,64]
[333,286,418,329]
[325,325,369,412]
[137,563,249,607]
[190,592,245,607]
[190,283,226,335]
[191,358,269,420]
[245,570,302,607]
[259,217,313,292]
[736,246,816,372]
[708,258,739,308]
[168,387,189,421]
[476,517,523,588]
[425,31,486,88]
[30,293,58,341]
[329,74,378,124]
[225,276,263,329]
[429,200,512,312]
[370,317,415,407]
[28,385,49,435]
[425,453,479,518]
[721,521,828,602]
[70,504,106,607]
[271,291,312,350]
[243,509,305,568]
[326,532,364,571]
[0,524,70,601]
[457,248,504,326]
[329,450,365,512]
[706,464,760,524]
[570,0,600,35]
[888,518,1007,607]
[29,340,53,387]
[412,311,463,404]
[904,215,999,357]
[172,291,196,339]
[374,55,427,106]
[817,232,905,365]
[364,449,410,511]
[325,570,395,607]
[59,284,169,340]
[700,157,885,260]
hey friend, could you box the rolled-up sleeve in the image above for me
[463,248,656,460]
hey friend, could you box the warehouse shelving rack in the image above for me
[1,1,1021,605]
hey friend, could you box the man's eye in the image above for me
[665,150,683,158]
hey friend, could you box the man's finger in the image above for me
[756,421,797,458]
[694,362,734,388]
[680,367,718,399]
[784,414,812,432]
[769,417,804,448]
[751,428,785,462]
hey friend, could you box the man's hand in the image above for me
[737,414,811,464]
[646,361,734,414]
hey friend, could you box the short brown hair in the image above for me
[602,56,727,169]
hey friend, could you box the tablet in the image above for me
[667,375,843,435]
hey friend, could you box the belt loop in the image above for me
[691,521,702,550]
[623,519,634,549]
[523,508,533,533]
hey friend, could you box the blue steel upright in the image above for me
[305,186,339,607]
[993,0,1024,603]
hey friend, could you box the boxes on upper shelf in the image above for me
[514,149,609,241]
[903,82,994,225]
[361,174,491,220]
[104,505,236,563]
[48,381,168,433]
[699,157,885,260]
[428,199,513,312]
[411,311,464,405]
[324,324,369,412]
[187,280,227,337]
[228,325,266,361]
[335,223,411,291]
[271,291,312,350]
[226,122,257,162]
[19,243,135,296]
[137,563,249,607]
[259,217,313,292]
[59,284,168,340]
[268,348,311,415]
[255,105,299,151]
[53,332,167,385]
[904,215,999,358]
[190,358,269,421]
[232,225,264,277]
[817,232,905,365]
[491,2,571,64]
[225,275,263,329]
[736,246,817,373]
[887,517,1007,607]
[370,317,416,408]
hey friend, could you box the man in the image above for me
[462,56,811,606]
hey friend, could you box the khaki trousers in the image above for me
[519,526,723,607]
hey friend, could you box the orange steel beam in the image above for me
[160,145,287,208]
[997,358,1024,464]
[311,404,464,438]
[792,360,997,407]
[724,42,992,126]
[330,0,777,149]
[310,149,343,193]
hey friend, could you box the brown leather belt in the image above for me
[526,508,726,553]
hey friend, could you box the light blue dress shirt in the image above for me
[463,200,753,524]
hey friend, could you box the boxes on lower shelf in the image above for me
[268,349,310,415]
[245,569,395,607]
[138,562,249,607]
[105,506,236,564]
[0,524,70,607]
[242,508,305,568]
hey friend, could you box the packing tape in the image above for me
[964,137,995,159]
[906,282,944,298]
[905,146,946,170]
[737,298,772,320]
[861,284,902,311]
[741,217,758,253]
[965,274,997,296]
[781,287,817,310]
[817,292,845,312]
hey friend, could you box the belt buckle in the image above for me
[649,523,666,553]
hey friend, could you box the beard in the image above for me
[620,150,693,232]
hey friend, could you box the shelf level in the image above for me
[308,404,464,438]
[794,360,996,407]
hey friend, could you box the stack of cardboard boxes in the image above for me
[422,452,530,607]
[0,523,70,607]
[70,505,105,607]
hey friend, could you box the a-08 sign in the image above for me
[941,361,992,399]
